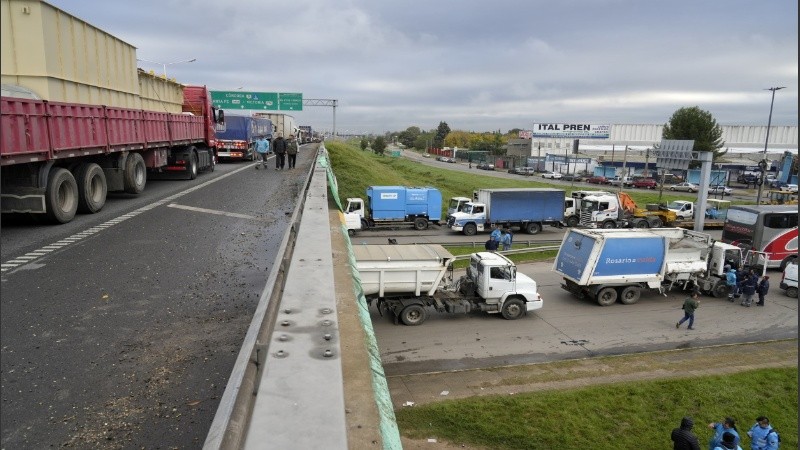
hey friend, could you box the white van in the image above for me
[780,261,798,298]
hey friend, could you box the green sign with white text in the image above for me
[210,91,303,111]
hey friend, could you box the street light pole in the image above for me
[756,86,785,205]
[136,57,196,78]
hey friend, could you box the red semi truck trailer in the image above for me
[0,86,224,223]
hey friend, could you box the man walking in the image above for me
[273,134,287,170]
[676,291,700,330]
[286,134,299,169]
[254,135,270,169]
[756,275,770,306]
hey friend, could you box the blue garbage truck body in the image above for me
[367,186,442,223]
[215,115,273,161]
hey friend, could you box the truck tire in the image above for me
[596,287,617,306]
[601,220,616,229]
[526,222,542,234]
[501,298,525,320]
[45,168,79,224]
[413,218,428,230]
[633,219,649,228]
[463,223,477,236]
[712,282,730,298]
[75,163,107,214]
[347,229,356,237]
[566,216,579,227]
[186,150,198,180]
[399,304,427,326]
[619,286,641,304]
[360,219,370,230]
[123,153,147,194]
[648,217,663,228]
[786,287,798,298]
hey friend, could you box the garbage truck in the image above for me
[345,186,442,230]
[553,228,745,306]
[354,244,543,325]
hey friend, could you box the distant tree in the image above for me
[662,106,726,166]
[433,121,451,148]
[372,136,387,155]
[444,130,470,149]
[397,126,422,149]
[360,137,369,151]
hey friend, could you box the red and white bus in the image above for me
[721,205,798,270]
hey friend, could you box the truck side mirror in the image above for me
[217,109,225,124]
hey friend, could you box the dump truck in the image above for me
[553,228,745,306]
[354,244,543,325]
[345,186,442,230]
[448,188,565,235]
[578,191,677,228]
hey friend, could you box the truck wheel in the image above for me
[566,216,579,227]
[526,222,542,234]
[45,168,78,224]
[712,283,730,298]
[634,220,649,228]
[601,220,616,229]
[786,287,798,298]
[186,150,198,180]
[75,163,107,213]
[399,304,427,326]
[347,229,356,237]
[596,287,617,306]
[463,223,477,236]
[123,153,147,194]
[648,218,663,228]
[619,286,641,304]
[501,298,525,320]
[413,218,428,230]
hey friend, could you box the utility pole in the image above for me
[756,86,785,205]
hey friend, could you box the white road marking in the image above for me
[1,164,254,272]
[166,204,261,220]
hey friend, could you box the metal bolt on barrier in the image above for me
[323,349,334,358]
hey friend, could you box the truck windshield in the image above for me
[667,201,684,209]
[581,200,599,211]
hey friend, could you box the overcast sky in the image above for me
[48,0,798,135]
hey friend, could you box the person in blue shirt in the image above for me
[500,228,513,251]
[746,416,779,450]
[725,266,737,302]
[708,417,740,450]
[490,226,502,243]
[254,136,270,169]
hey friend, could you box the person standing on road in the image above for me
[755,275,770,306]
[672,416,701,450]
[273,134,287,170]
[254,136,270,169]
[676,291,700,330]
[709,418,740,450]
[500,228,513,251]
[725,265,738,302]
[746,416,779,450]
[286,134,299,169]
[740,272,758,307]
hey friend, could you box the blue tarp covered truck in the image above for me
[447,188,565,235]
[345,186,442,231]
[215,115,272,161]
[553,228,745,306]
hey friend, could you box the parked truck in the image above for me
[1,0,223,224]
[448,188,565,236]
[215,115,272,161]
[254,112,296,138]
[354,244,543,325]
[553,228,745,306]
[345,186,442,231]
[579,191,677,228]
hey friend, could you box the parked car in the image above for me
[780,184,798,193]
[631,178,657,189]
[709,185,733,196]
[586,176,609,185]
[780,261,798,298]
[476,162,494,170]
[669,182,699,192]
[510,167,536,176]
[561,174,583,182]
[737,174,759,184]
[541,171,563,179]
[770,180,789,189]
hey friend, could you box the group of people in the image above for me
[671,415,781,450]
[725,265,770,307]
[254,133,299,170]
[676,265,771,331]
[484,226,513,251]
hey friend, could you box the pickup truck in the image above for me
[608,176,633,187]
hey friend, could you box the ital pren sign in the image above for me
[532,123,610,139]
[210,91,303,111]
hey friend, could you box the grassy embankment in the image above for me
[326,141,798,450]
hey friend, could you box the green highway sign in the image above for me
[210,91,303,111]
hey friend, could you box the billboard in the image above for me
[532,123,610,139]
[210,91,303,111]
